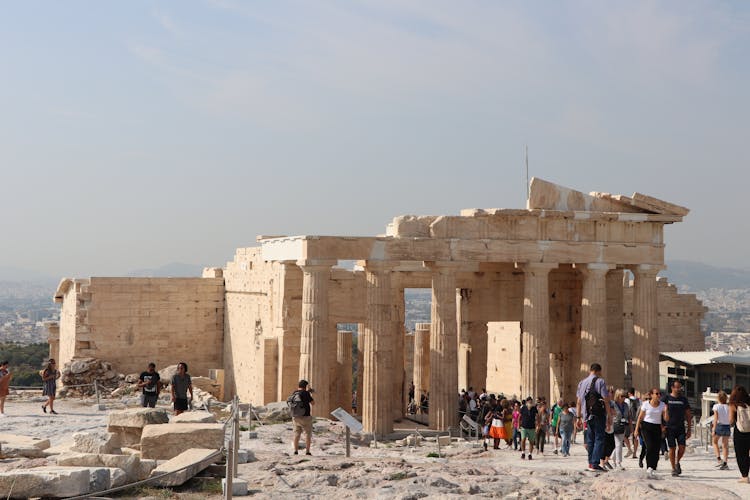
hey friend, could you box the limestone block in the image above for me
[437,436,452,447]
[237,449,256,463]
[140,424,224,460]
[172,411,217,424]
[138,458,158,480]
[223,477,249,496]
[107,407,169,447]
[55,452,141,482]
[191,376,221,397]
[0,467,91,499]
[71,431,122,454]
[0,434,50,458]
[149,448,222,486]
[255,401,292,422]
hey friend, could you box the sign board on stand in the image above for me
[330,407,363,457]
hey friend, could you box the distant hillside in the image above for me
[0,266,57,287]
[665,260,750,291]
[126,262,205,278]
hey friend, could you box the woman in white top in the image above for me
[713,391,731,470]
[634,388,668,478]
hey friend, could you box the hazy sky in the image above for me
[1,1,748,278]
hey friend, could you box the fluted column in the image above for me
[362,262,396,437]
[606,269,625,389]
[297,260,334,417]
[393,285,406,421]
[520,263,556,401]
[356,323,364,414]
[413,322,430,403]
[580,264,613,378]
[337,330,353,411]
[632,265,661,391]
[428,262,459,431]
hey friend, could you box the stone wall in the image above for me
[486,321,522,397]
[54,277,224,378]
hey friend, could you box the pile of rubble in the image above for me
[60,358,123,396]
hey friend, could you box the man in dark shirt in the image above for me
[170,362,193,416]
[519,397,539,460]
[663,379,692,476]
[292,380,315,456]
[137,362,161,408]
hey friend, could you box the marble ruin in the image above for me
[49,178,706,436]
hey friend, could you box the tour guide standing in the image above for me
[576,363,612,472]
[663,379,692,476]
[288,380,314,455]
[170,362,193,415]
[138,362,161,408]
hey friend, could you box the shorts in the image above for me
[174,398,189,411]
[142,392,158,408]
[520,428,536,441]
[714,424,731,437]
[293,416,313,440]
[666,426,686,447]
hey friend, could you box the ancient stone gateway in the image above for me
[50,178,706,438]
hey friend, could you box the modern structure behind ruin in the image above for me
[49,179,706,436]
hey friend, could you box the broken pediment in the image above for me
[528,178,688,216]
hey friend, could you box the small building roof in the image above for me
[660,351,727,366]
[711,350,750,366]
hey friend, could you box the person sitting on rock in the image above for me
[170,362,193,415]
[137,362,161,408]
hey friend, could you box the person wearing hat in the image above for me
[290,380,314,456]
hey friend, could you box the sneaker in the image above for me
[720,463,729,470]
[305,451,312,456]
[293,450,298,455]
[483,442,488,451]
[675,462,681,475]
[591,465,607,472]
[41,405,47,414]
[553,449,558,455]
[648,468,656,478]
[521,453,525,460]
[528,454,532,460]
[639,457,644,468]
[605,462,614,470]
[671,469,678,477]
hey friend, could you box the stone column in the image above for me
[356,323,364,414]
[393,285,406,421]
[297,260,333,417]
[632,265,660,392]
[337,330,353,411]
[520,263,556,402]
[606,269,625,389]
[579,264,613,378]
[413,322,430,405]
[428,262,459,431]
[362,262,396,437]
[458,288,471,392]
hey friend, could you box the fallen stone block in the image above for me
[0,467,94,498]
[141,423,224,460]
[437,436,451,447]
[108,407,169,447]
[71,431,122,454]
[237,449,256,464]
[172,411,217,424]
[138,458,158,480]
[0,434,51,458]
[223,477,249,496]
[149,448,222,487]
[55,452,141,482]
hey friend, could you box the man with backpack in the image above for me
[288,380,315,456]
[576,363,612,472]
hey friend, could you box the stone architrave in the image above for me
[413,323,430,404]
[297,260,334,417]
[427,262,460,431]
[337,330,353,411]
[361,262,396,437]
[632,265,661,391]
[579,264,614,378]
[519,262,557,401]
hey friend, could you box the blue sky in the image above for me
[1,1,748,277]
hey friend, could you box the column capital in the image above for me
[363,260,397,271]
[516,262,558,273]
[296,259,337,270]
[629,264,664,276]
[578,263,616,275]
[423,261,465,273]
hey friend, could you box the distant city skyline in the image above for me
[1,1,748,277]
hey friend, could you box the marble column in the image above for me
[632,265,660,392]
[520,263,556,402]
[356,323,364,415]
[337,330,353,411]
[428,263,459,431]
[579,264,613,378]
[362,262,396,437]
[297,260,333,417]
[393,285,406,421]
[457,288,471,392]
[606,269,625,389]
[413,322,430,405]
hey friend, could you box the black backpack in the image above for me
[585,377,606,417]
[287,390,307,417]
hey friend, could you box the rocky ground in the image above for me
[1,396,749,499]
